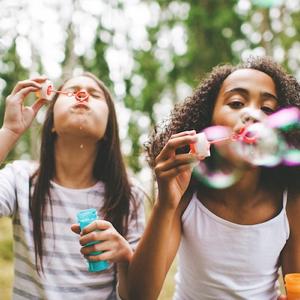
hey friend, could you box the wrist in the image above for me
[124,247,133,263]
[156,194,179,212]
[118,251,133,268]
[118,243,134,265]
[1,126,21,141]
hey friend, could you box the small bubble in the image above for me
[80,144,83,149]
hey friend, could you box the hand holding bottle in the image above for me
[72,209,133,271]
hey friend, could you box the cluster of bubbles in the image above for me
[192,107,300,189]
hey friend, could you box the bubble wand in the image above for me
[190,127,257,157]
[36,80,90,102]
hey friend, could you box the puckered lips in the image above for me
[71,102,90,111]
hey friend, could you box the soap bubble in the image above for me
[267,107,300,131]
[193,147,242,189]
[233,122,286,167]
[282,149,300,166]
[267,107,300,166]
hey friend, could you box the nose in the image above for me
[75,89,89,102]
[240,108,264,126]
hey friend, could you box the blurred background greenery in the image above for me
[0,0,299,299]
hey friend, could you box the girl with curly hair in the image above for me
[128,56,300,300]
[0,73,145,299]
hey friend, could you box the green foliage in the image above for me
[1,0,300,173]
[126,120,143,172]
[117,0,246,170]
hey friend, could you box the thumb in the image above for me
[71,224,81,235]
[31,98,47,115]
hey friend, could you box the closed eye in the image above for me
[91,93,105,99]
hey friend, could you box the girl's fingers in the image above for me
[71,224,81,234]
[9,86,40,105]
[31,98,47,114]
[84,250,112,262]
[156,153,198,173]
[157,134,198,161]
[158,164,194,179]
[80,227,116,246]
[169,130,196,139]
[81,240,111,254]
[81,219,111,235]
[11,80,42,95]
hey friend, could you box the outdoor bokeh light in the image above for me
[1,0,300,299]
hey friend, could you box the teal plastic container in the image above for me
[77,208,109,272]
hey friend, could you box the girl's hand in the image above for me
[154,130,201,209]
[278,296,287,300]
[3,76,48,137]
[71,220,133,264]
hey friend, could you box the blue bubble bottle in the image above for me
[77,208,109,272]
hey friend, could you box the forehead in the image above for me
[64,76,102,91]
[221,69,276,92]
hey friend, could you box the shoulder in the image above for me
[1,160,38,177]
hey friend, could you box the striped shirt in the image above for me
[0,160,145,300]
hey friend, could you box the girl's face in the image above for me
[53,75,109,141]
[212,69,279,133]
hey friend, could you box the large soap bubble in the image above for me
[233,122,286,167]
[267,107,300,166]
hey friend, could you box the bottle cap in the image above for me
[190,132,211,157]
[285,273,300,293]
[37,80,54,101]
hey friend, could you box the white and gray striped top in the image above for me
[0,160,145,300]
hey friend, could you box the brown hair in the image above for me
[30,72,134,272]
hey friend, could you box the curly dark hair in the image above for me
[146,56,300,166]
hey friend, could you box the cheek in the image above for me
[94,106,109,131]
[52,102,71,130]
[211,107,240,128]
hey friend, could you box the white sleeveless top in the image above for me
[173,192,289,300]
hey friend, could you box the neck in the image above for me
[53,137,99,188]
[206,166,262,205]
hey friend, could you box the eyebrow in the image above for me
[224,87,278,102]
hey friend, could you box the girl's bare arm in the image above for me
[128,131,199,300]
